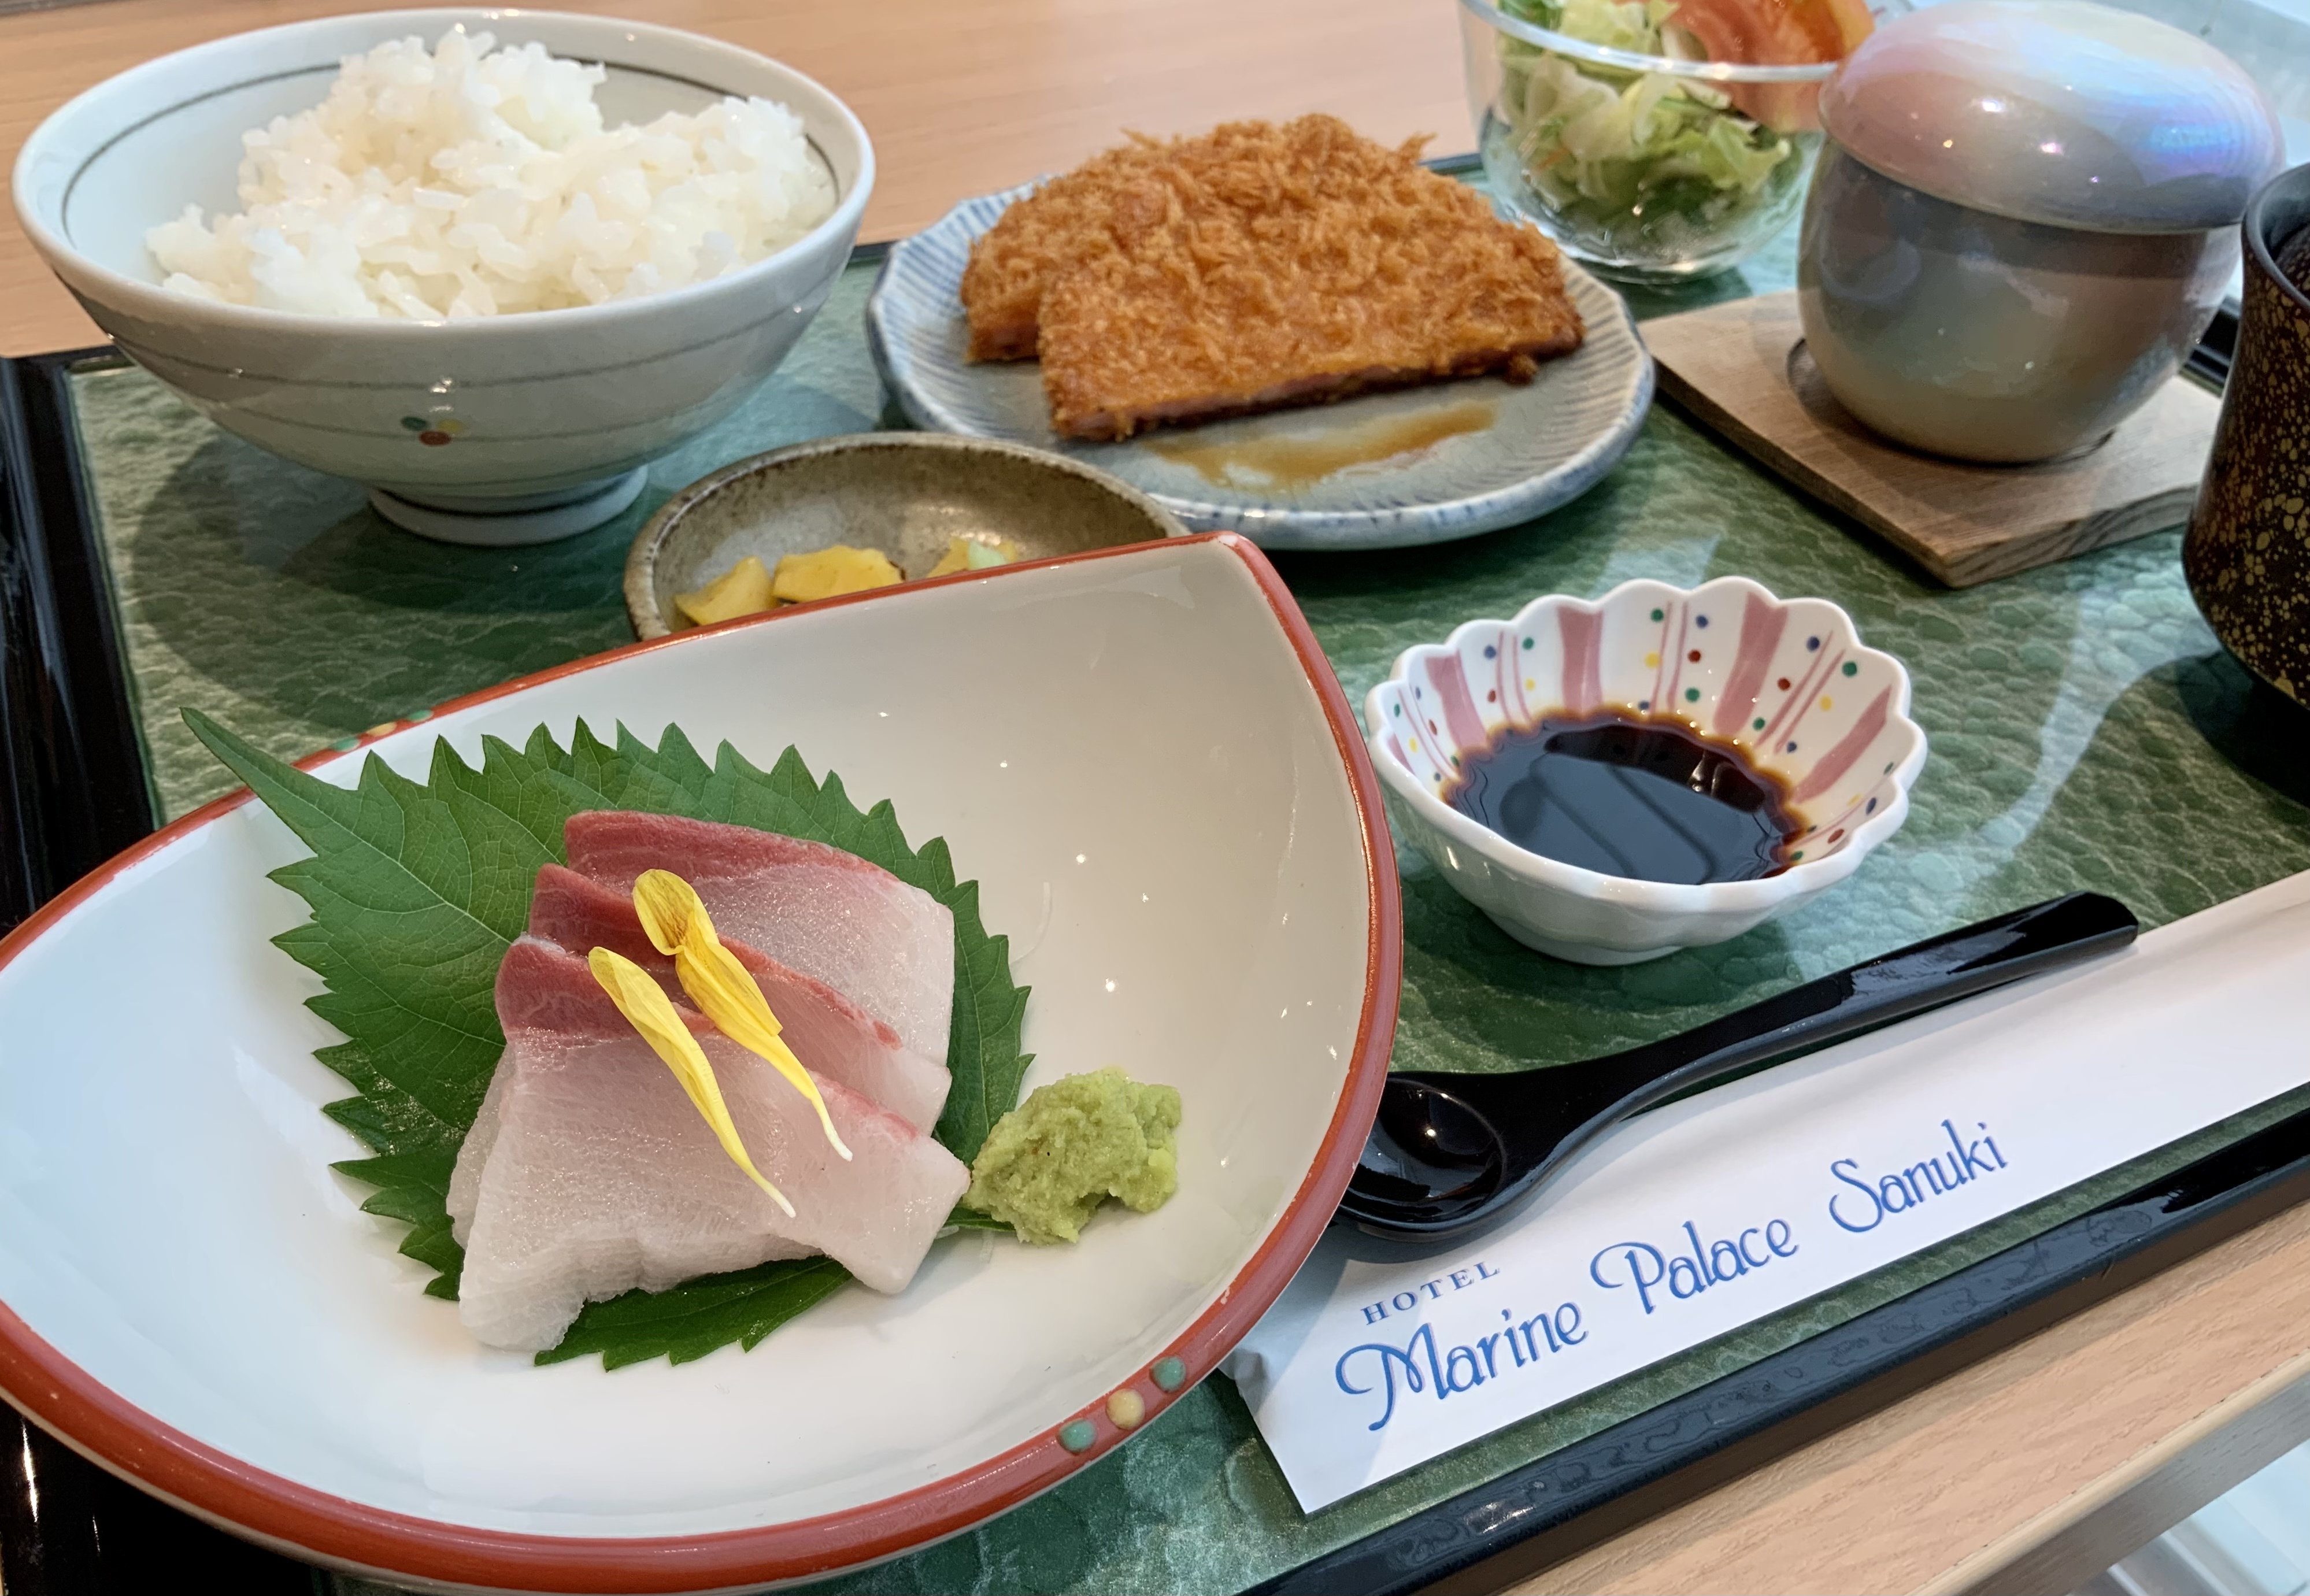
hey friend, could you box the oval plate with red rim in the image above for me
[0,534,1400,1591]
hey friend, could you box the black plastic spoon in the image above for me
[1341,892,2139,1241]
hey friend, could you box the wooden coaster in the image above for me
[1643,290,2222,587]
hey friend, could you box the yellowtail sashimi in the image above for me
[526,863,953,1134]
[565,811,955,1063]
[449,937,969,1353]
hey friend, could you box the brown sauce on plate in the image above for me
[1147,401,1495,489]
[1446,710,1800,885]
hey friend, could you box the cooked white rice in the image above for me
[147,28,836,319]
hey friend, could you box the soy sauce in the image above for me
[1446,711,1798,884]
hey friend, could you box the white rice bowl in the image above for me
[146,27,836,319]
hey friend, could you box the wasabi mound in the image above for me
[964,1068,1181,1243]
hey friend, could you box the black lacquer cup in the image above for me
[2184,164,2310,701]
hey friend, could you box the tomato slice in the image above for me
[1663,0,1874,132]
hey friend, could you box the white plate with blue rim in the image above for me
[864,182,1656,551]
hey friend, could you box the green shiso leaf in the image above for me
[184,708,1033,1367]
[536,1256,854,1369]
[944,1204,1015,1234]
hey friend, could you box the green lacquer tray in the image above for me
[5,217,2310,1596]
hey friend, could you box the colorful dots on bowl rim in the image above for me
[402,414,466,448]
[1052,1359,1191,1458]
[325,706,438,757]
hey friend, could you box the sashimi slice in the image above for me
[455,937,969,1353]
[526,864,952,1134]
[564,811,954,1064]
[447,1061,509,1245]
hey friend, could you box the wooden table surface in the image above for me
[0,0,1469,355]
[5,2,2309,1590]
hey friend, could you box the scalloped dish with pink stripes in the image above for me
[1365,577,1927,963]
[1379,578,1922,861]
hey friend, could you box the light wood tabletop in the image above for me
[0,0,1470,355]
[4,2,2309,1590]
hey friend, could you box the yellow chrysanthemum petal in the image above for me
[633,868,713,958]
[675,939,852,1161]
[587,946,795,1217]
[630,870,849,1161]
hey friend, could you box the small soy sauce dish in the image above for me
[1366,577,1926,964]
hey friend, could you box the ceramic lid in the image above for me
[1819,0,2282,234]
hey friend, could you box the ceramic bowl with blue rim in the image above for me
[1367,576,1927,964]
[864,183,1654,551]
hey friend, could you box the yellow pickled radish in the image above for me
[586,946,794,1216]
[672,556,778,628]
[926,534,1023,578]
[631,869,853,1161]
[769,545,902,604]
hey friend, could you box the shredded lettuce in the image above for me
[1492,0,1803,262]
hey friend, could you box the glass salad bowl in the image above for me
[1460,0,1893,283]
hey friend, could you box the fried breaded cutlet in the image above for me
[962,120,1415,367]
[960,116,1585,441]
[958,135,1172,361]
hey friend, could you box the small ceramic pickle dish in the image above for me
[623,432,1187,639]
[1798,0,2282,464]
[1367,577,1926,964]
